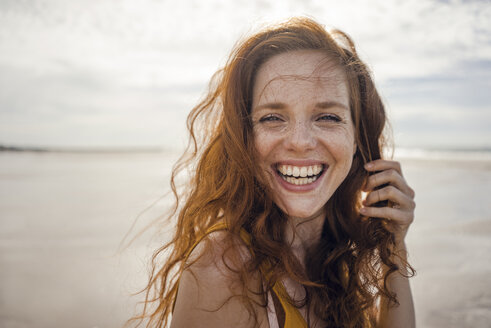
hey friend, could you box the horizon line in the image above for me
[1,143,491,154]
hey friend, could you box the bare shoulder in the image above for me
[171,230,269,328]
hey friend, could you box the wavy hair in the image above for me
[128,17,414,328]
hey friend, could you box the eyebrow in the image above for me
[254,101,349,111]
[315,101,349,111]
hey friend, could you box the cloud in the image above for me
[0,0,490,148]
[383,59,491,108]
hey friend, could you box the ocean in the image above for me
[0,149,490,328]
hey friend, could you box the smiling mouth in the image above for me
[276,164,326,185]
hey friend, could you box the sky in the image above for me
[0,0,490,150]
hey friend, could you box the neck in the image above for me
[284,210,325,267]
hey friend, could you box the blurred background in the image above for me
[1,0,490,327]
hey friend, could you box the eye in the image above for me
[259,114,283,123]
[317,114,341,122]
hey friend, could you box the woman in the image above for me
[132,17,416,328]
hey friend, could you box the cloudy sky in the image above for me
[0,0,490,150]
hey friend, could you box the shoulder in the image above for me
[171,230,269,328]
[188,229,252,273]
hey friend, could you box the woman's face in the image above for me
[251,50,356,221]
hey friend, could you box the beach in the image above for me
[0,150,490,328]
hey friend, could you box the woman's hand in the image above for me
[362,160,416,328]
[360,159,416,246]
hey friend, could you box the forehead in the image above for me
[257,50,342,77]
[253,50,348,103]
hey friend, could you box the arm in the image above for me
[171,231,269,328]
[376,242,415,328]
[361,159,416,328]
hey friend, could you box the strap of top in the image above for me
[178,222,307,328]
[271,281,308,328]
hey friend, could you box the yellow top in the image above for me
[179,222,308,328]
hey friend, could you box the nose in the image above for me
[284,120,316,152]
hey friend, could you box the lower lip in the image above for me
[273,167,327,192]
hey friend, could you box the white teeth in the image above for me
[278,165,286,175]
[277,164,322,184]
[281,175,319,185]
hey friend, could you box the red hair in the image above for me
[128,17,414,328]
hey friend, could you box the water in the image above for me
[394,147,491,162]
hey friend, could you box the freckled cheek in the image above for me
[319,144,355,168]
[253,131,279,166]
[319,130,354,148]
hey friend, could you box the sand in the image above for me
[0,151,490,328]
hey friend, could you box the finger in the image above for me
[364,169,415,198]
[364,185,416,210]
[360,206,414,225]
[364,159,402,176]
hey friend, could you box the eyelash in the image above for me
[257,114,342,123]
[317,114,341,122]
[259,114,282,122]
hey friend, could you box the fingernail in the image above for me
[360,207,367,214]
[364,163,373,169]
